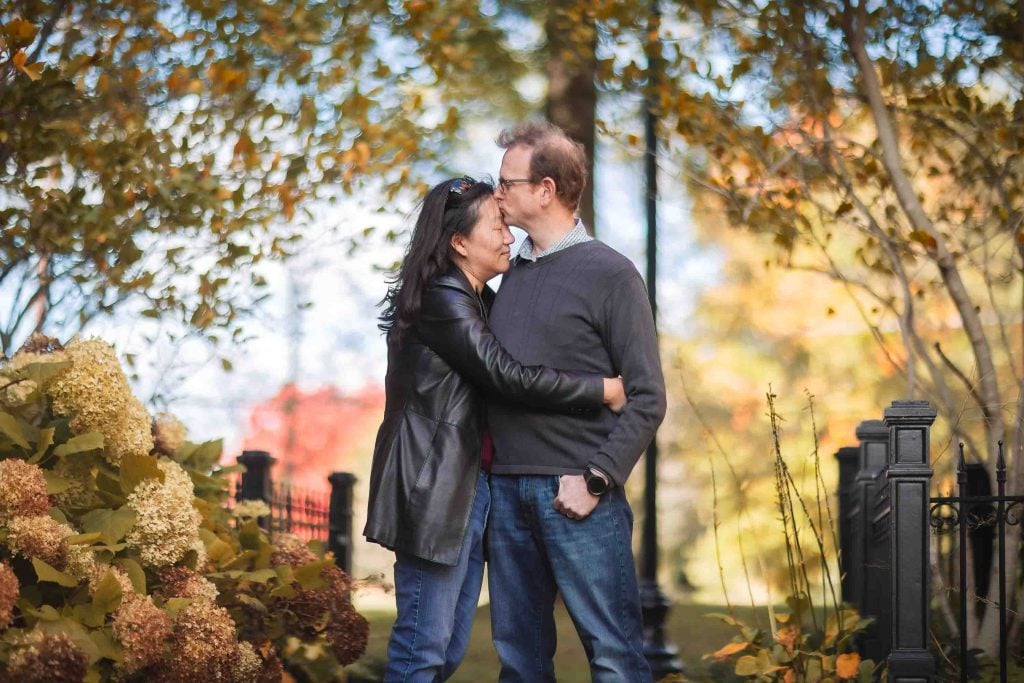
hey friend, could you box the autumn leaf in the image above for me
[835,652,861,679]
[4,17,38,49]
[908,230,938,250]
[711,641,749,660]
[11,49,43,81]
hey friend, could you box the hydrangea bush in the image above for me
[0,335,368,681]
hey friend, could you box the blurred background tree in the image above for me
[652,0,1023,655]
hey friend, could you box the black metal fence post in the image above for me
[835,445,859,605]
[884,399,937,681]
[855,419,891,663]
[238,450,275,531]
[328,472,357,575]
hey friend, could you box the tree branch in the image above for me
[27,0,70,64]
[933,342,987,413]
[841,0,1005,464]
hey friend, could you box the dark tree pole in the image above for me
[639,0,683,676]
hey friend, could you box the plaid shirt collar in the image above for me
[517,218,593,262]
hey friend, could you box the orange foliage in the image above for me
[239,383,384,491]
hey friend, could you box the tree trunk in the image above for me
[545,2,597,234]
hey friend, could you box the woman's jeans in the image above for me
[385,471,490,682]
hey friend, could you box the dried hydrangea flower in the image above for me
[285,564,367,664]
[125,459,201,567]
[0,458,50,523]
[112,594,172,674]
[156,566,218,603]
[162,600,239,681]
[190,536,209,572]
[327,602,371,665]
[231,499,270,520]
[64,540,96,581]
[232,641,263,683]
[252,645,284,683]
[47,337,153,466]
[52,456,99,510]
[6,514,70,569]
[152,412,187,457]
[0,561,18,629]
[6,629,88,683]
[270,532,317,567]
[7,514,93,580]
[1,378,38,407]
[15,333,66,356]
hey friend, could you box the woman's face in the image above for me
[454,196,515,283]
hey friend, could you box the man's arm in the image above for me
[587,267,667,485]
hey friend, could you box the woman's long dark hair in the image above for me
[379,176,495,348]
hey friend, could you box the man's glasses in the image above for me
[497,177,533,191]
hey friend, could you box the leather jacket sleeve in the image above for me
[416,283,604,410]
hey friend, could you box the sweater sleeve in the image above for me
[588,268,667,485]
[416,283,605,410]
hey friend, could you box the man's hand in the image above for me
[553,474,600,520]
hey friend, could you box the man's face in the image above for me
[494,145,539,230]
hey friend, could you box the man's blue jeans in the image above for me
[385,471,490,682]
[487,474,652,683]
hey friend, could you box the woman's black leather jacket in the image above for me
[363,267,604,565]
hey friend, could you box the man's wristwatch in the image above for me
[584,467,611,496]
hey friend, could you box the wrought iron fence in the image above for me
[232,450,357,574]
[929,442,1020,682]
[837,402,1020,682]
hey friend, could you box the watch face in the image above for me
[586,474,607,496]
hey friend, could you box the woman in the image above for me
[365,177,625,681]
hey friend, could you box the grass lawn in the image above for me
[345,600,768,682]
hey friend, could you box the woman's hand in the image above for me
[603,377,627,413]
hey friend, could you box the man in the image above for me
[487,120,666,682]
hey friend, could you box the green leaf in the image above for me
[115,558,146,594]
[237,593,268,613]
[20,360,72,386]
[185,439,223,470]
[54,431,105,457]
[120,453,164,494]
[95,471,127,507]
[67,532,103,545]
[19,602,61,621]
[805,657,823,683]
[0,411,32,448]
[92,569,124,614]
[44,470,73,494]
[32,558,80,587]
[81,506,137,545]
[238,518,264,550]
[293,558,333,590]
[735,655,759,676]
[90,628,123,662]
[243,568,279,584]
[28,427,55,463]
[164,597,192,616]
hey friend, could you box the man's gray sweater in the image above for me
[487,239,667,486]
